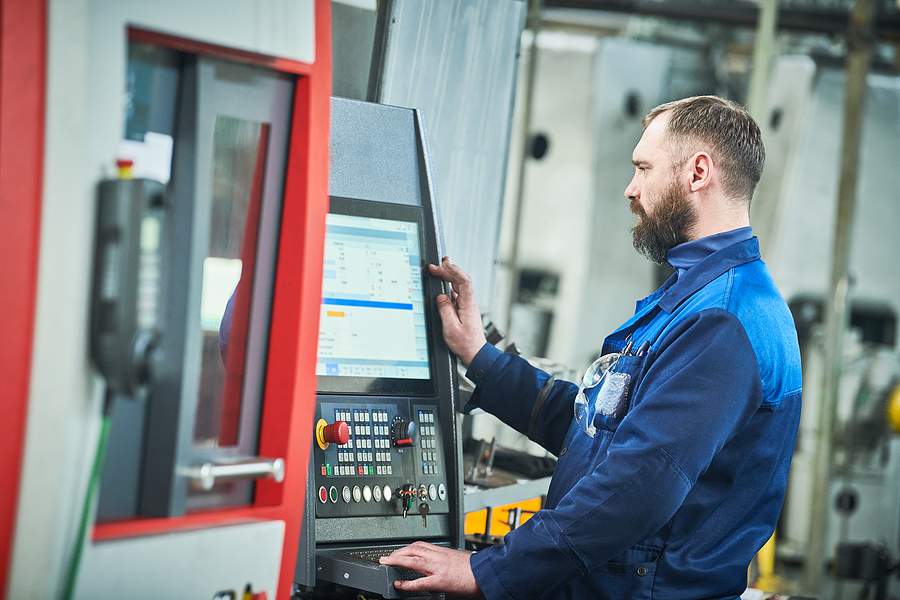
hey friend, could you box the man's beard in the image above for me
[630,180,698,264]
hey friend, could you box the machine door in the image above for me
[148,55,294,515]
[98,44,295,520]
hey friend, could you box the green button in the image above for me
[329,486,338,503]
[326,464,332,476]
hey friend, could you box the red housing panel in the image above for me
[0,0,47,595]
[91,3,332,600]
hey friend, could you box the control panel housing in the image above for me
[295,98,463,597]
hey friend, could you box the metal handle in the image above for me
[184,457,285,491]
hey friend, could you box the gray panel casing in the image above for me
[296,97,464,593]
[329,98,421,207]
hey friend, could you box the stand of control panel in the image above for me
[294,98,463,599]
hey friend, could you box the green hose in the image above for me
[61,411,112,600]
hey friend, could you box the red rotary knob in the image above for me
[323,420,350,445]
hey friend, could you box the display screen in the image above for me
[316,205,432,391]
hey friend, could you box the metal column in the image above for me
[506,0,542,332]
[804,0,876,591]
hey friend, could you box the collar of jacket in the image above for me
[655,236,762,313]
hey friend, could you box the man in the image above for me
[380,96,802,598]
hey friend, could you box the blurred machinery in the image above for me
[786,296,900,598]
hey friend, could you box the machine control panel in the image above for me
[313,401,448,521]
[296,99,462,597]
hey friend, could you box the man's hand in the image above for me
[427,257,487,366]
[379,541,481,597]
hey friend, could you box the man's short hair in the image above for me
[643,96,765,204]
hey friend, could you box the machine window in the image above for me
[194,115,270,448]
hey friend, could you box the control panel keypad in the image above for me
[323,408,395,478]
[417,410,439,475]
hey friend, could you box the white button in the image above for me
[438,483,446,501]
[428,484,437,501]
[387,466,393,475]
[363,485,372,502]
[373,485,382,502]
[383,485,392,502]
[352,485,362,502]
[342,486,351,503]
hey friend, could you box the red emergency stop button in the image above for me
[324,421,350,445]
[315,418,350,450]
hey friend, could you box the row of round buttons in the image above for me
[317,483,446,504]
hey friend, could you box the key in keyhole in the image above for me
[419,502,430,528]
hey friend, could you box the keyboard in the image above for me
[316,545,427,599]
[345,548,423,580]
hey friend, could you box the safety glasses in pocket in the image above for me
[573,352,621,438]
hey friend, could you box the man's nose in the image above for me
[624,180,638,201]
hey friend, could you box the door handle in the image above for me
[183,457,285,491]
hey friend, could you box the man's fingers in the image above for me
[394,575,439,593]
[379,553,430,573]
[429,258,473,293]
[384,541,443,560]
[435,294,461,327]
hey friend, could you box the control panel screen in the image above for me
[316,198,434,395]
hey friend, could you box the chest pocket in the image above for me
[590,354,646,433]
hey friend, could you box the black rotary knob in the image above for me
[391,416,416,447]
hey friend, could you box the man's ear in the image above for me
[689,152,713,193]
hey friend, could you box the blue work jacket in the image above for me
[466,237,802,599]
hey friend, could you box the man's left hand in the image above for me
[379,541,481,597]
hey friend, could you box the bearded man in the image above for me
[381,96,803,599]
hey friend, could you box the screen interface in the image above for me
[316,212,431,381]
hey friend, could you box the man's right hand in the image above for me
[427,257,487,366]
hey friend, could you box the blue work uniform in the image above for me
[466,229,802,599]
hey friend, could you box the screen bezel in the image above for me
[315,196,436,396]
